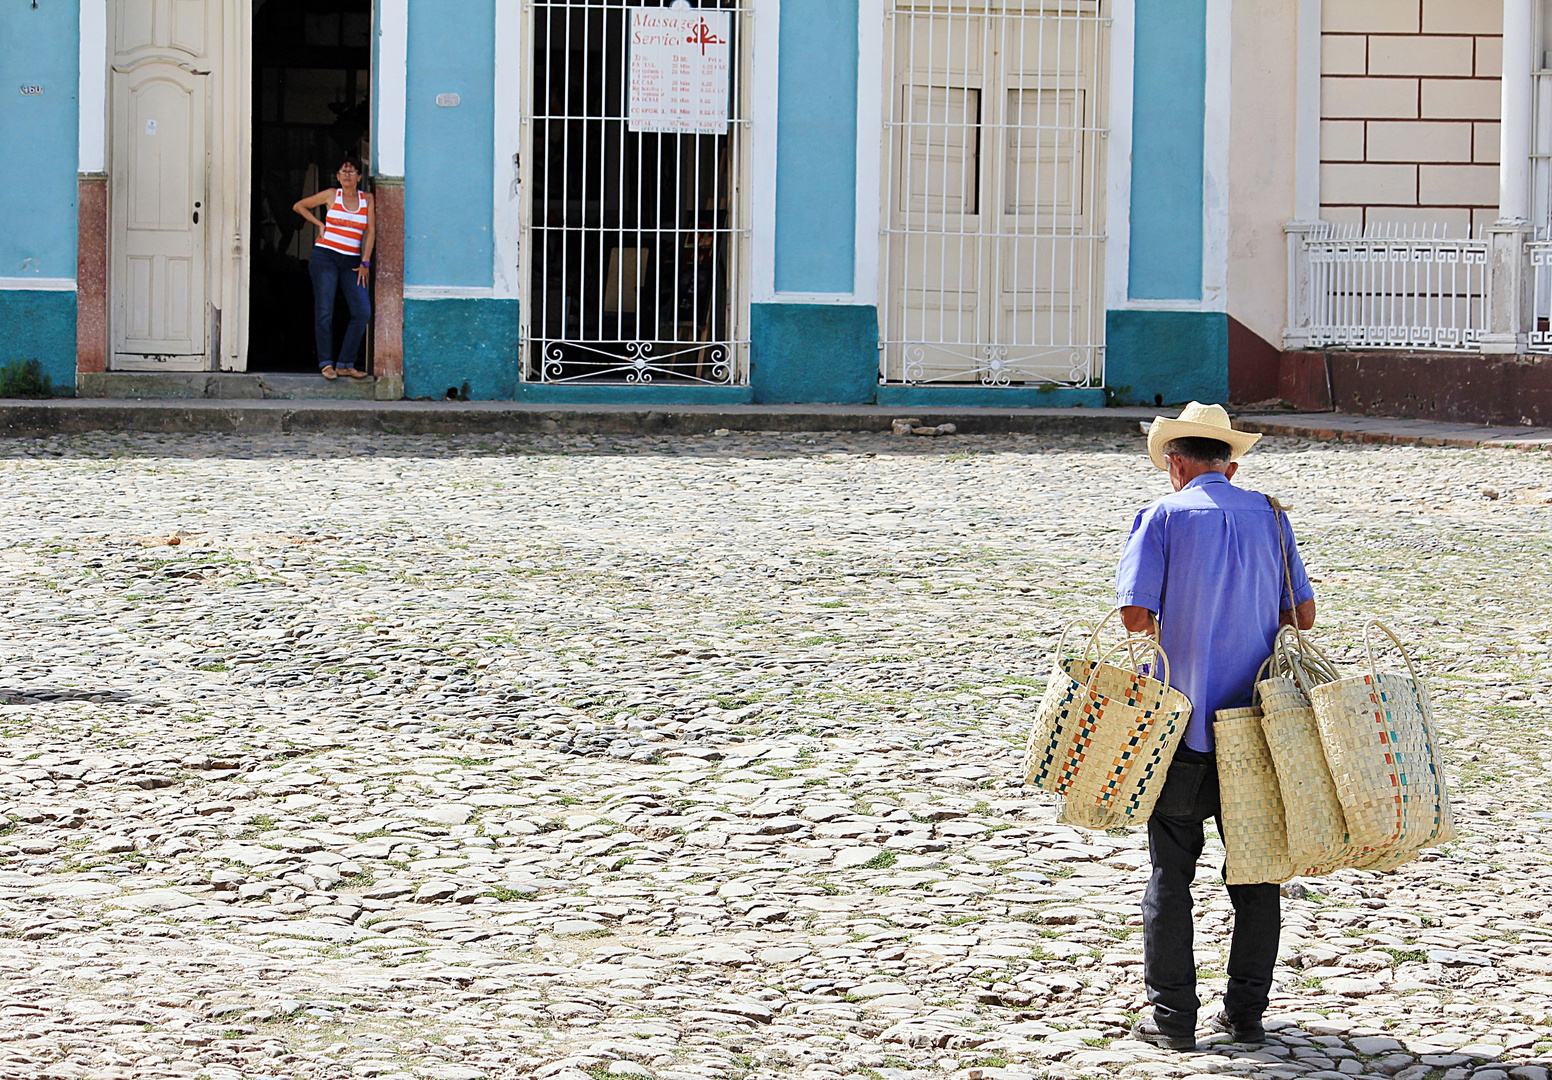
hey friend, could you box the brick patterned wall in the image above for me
[1320,0,1502,236]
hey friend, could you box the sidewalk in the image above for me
[1,397,1549,446]
[1235,411,1552,450]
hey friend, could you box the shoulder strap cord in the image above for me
[1266,494,1303,652]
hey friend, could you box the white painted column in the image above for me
[750,0,780,304]
[1103,0,1135,314]
[1291,0,1321,222]
[77,0,107,174]
[1499,0,1534,224]
[1283,0,1323,349]
[493,0,522,299]
[1481,0,1535,353]
[377,0,408,178]
[853,0,883,306]
[1200,0,1231,312]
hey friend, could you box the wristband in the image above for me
[360,260,372,267]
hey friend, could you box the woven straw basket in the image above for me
[1258,675,1349,865]
[1023,613,1192,831]
[1259,675,1417,875]
[1215,707,1295,886]
[1309,623,1457,852]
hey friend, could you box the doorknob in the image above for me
[192,200,201,224]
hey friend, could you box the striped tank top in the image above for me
[316,189,368,258]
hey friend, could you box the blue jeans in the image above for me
[309,247,371,370]
[1142,748,1281,1037]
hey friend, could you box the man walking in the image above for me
[1116,402,1317,1050]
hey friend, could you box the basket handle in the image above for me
[1079,636,1173,714]
[1052,618,1095,662]
[1364,620,1421,685]
[1252,655,1275,706]
[1082,606,1149,673]
[1272,623,1341,700]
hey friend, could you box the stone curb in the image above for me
[0,400,1157,439]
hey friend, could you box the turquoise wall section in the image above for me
[0,291,77,393]
[1104,310,1226,406]
[403,299,519,400]
[405,0,494,287]
[774,0,859,294]
[1128,0,1205,301]
[750,304,876,403]
[0,4,79,280]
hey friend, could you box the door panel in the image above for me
[170,0,208,56]
[112,62,208,367]
[881,1,1106,386]
[902,86,981,216]
[115,1,157,52]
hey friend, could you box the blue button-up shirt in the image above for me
[1115,472,1315,752]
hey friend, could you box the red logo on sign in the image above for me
[686,16,724,55]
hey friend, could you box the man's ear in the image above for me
[1224,461,1239,481]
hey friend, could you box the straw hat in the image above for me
[1146,401,1262,470]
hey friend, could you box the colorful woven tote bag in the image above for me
[1022,611,1193,830]
[1308,622,1456,853]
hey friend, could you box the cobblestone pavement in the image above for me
[0,431,1549,1080]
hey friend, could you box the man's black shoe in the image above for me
[1130,1018,1197,1051]
[1208,1014,1267,1045]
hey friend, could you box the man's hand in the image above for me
[1120,605,1157,637]
[1280,598,1316,631]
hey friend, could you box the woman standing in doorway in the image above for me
[292,157,374,379]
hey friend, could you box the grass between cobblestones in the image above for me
[0,431,1545,1080]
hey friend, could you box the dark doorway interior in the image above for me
[530,0,739,384]
[249,0,372,373]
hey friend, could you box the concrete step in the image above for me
[0,400,1156,438]
[76,372,400,401]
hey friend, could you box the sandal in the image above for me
[338,367,370,379]
[321,366,338,380]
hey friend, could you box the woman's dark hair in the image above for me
[336,155,364,176]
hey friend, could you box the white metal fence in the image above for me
[878,0,1108,388]
[1530,238,1552,354]
[522,0,751,385]
[1301,224,1489,351]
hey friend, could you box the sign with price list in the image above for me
[628,8,731,135]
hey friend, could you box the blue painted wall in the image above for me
[1104,310,1227,406]
[774,0,858,294]
[1128,0,1205,301]
[0,291,76,393]
[403,298,519,400]
[404,0,494,287]
[751,304,876,403]
[0,3,79,281]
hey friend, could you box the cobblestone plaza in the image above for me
[0,430,1548,1080]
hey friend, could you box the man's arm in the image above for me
[1281,598,1316,631]
[1120,606,1157,636]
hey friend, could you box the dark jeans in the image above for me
[1143,748,1281,1037]
[309,247,371,370]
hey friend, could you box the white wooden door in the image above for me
[108,0,233,372]
[112,63,208,368]
[881,1,1107,386]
